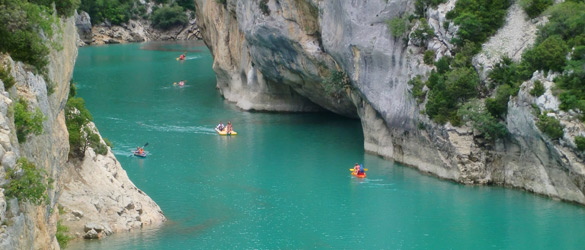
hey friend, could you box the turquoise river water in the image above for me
[69,42,585,249]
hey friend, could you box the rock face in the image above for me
[75,11,93,45]
[0,15,165,249]
[58,124,165,238]
[195,0,585,205]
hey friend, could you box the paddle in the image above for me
[349,168,368,171]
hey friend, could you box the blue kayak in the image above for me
[134,151,147,158]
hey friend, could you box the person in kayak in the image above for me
[136,146,144,155]
[179,80,185,86]
[226,121,233,134]
[358,164,365,175]
[216,121,225,131]
[179,52,186,60]
[353,163,360,173]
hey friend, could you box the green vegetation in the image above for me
[459,101,508,141]
[423,50,435,65]
[176,0,195,10]
[56,220,73,248]
[216,0,227,5]
[408,76,426,104]
[259,0,270,15]
[575,135,585,151]
[519,0,554,18]
[3,158,51,205]
[66,83,108,157]
[410,18,434,47]
[323,70,350,99]
[425,65,479,124]
[0,0,65,73]
[151,3,188,30]
[0,65,15,90]
[486,84,513,119]
[536,114,564,140]
[79,0,134,25]
[14,98,45,143]
[523,35,569,72]
[446,0,511,49]
[31,0,81,17]
[535,2,585,114]
[387,16,411,38]
[415,0,447,17]
[530,80,545,97]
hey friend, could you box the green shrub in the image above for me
[409,76,426,103]
[151,4,188,30]
[56,220,73,248]
[66,87,108,157]
[0,65,15,90]
[387,16,411,38]
[459,101,508,141]
[176,0,195,11]
[489,56,518,87]
[216,0,227,5]
[259,0,270,15]
[530,80,546,97]
[0,0,58,73]
[323,70,350,98]
[434,56,451,74]
[3,158,51,205]
[104,138,114,148]
[66,97,92,157]
[537,2,585,48]
[523,35,569,72]
[575,136,585,151]
[486,84,513,119]
[14,99,45,143]
[415,0,448,17]
[423,50,435,65]
[556,53,585,112]
[519,0,554,19]
[31,0,80,17]
[536,114,564,140]
[410,18,434,47]
[573,46,585,61]
[447,0,511,48]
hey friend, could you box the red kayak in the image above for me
[351,172,366,178]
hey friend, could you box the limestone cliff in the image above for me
[195,0,585,204]
[0,16,165,249]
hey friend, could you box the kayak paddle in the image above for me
[349,168,368,171]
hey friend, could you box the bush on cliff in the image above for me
[519,0,553,19]
[66,83,109,157]
[151,4,188,30]
[31,0,81,17]
[446,0,511,49]
[3,158,51,205]
[459,100,508,141]
[387,16,411,38]
[575,136,585,151]
[323,70,351,99]
[537,114,564,140]
[415,0,447,17]
[0,65,15,90]
[56,220,73,248]
[14,98,46,143]
[0,0,57,73]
